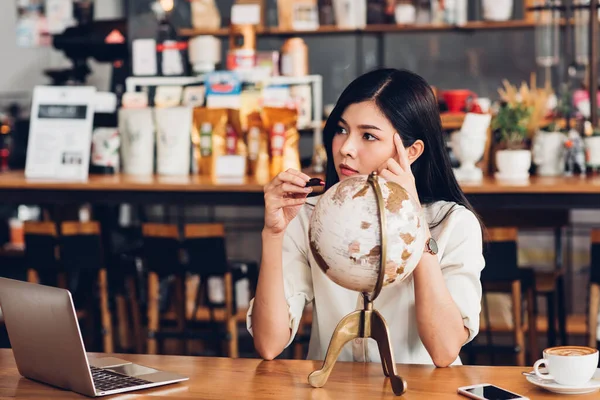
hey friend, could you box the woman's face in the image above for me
[331,101,399,180]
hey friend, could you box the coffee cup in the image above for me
[533,346,599,386]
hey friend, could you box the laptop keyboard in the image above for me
[90,366,152,392]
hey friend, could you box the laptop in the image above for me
[0,277,188,397]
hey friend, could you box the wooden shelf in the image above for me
[461,20,537,30]
[179,20,541,38]
[441,113,467,131]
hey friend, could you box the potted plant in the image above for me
[482,0,513,21]
[492,101,533,180]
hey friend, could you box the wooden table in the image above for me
[0,349,589,399]
[3,170,600,209]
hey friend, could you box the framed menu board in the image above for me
[25,86,97,180]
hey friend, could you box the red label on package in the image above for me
[270,123,285,157]
[226,124,238,155]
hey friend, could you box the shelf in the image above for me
[460,20,537,30]
[441,113,467,131]
[179,20,542,38]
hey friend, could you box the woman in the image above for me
[247,68,484,367]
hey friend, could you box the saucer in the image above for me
[525,369,600,395]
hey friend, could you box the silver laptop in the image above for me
[0,277,188,397]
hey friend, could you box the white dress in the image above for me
[246,196,485,365]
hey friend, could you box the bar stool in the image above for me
[22,221,63,287]
[479,210,569,348]
[103,223,145,354]
[477,227,537,366]
[60,221,114,353]
[183,223,248,358]
[141,223,184,355]
[587,229,600,348]
[293,307,313,359]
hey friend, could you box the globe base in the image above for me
[307,300,407,396]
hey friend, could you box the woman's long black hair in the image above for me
[322,68,481,229]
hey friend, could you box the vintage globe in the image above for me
[309,174,427,294]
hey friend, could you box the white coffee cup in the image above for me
[534,346,599,386]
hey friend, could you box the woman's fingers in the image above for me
[279,183,312,195]
[379,169,396,182]
[276,171,309,188]
[285,168,311,183]
[394,133,410,172]
[383,158,403,175]
[268,196,307,209]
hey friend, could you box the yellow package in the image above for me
[227,109,248,158]
[191,108,228,176]
[246,111,269,177]
[261,107,301,177]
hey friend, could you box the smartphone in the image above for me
[457,383,529,400]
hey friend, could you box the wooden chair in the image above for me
[60,221,114,353]
[183,223,240,358]
[141,223,184,355]
[479,210,569,348]
[22,221,62,287]
[141,223,254,357]
[477,227,537,366]
[293,307,313,359]
[587,229,600,348]
[110,246,144,354]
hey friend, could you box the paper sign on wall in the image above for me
[25,86,97,181]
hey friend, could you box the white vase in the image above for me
[482,0,513,21]
[451,130,486,182]
[395,4,416,24]
[532,131,566,176]
[495,149,531,181]
[333,0,367,29]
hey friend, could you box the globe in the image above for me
[309,174,427,295]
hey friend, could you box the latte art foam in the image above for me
[546,346,597,357]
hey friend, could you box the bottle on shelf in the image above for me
[281,38,309,77]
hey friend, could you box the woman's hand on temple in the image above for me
[263,169,312,236]
[377,133,421,208]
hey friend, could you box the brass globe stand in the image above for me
[308,172,408,396]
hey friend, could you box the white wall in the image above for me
[0,0,124,108]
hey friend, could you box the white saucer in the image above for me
[525,369,600,395]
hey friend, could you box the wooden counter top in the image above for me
[0,349,588,399]
[0,171,269,193]
[3,170,600,209]
[3,170,600,194]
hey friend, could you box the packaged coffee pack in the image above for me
[261,107,301,177]
[91,128,120,174]
[191,108,228,176]
[226,108,248,158]
[155,107,192,176]
[119,108,155,175]
[246,111,269,179]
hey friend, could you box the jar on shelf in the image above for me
[281,38,309,77]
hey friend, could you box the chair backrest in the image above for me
[183,224,228,276]
[141,224,181,277]
[481,227,521,282]
[591,229,600,285]
[479,210,569,229]
[23,222,58,270]
[588,229,600,347]
[60,222,104,271]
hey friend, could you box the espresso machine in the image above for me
[46,0,129,96]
